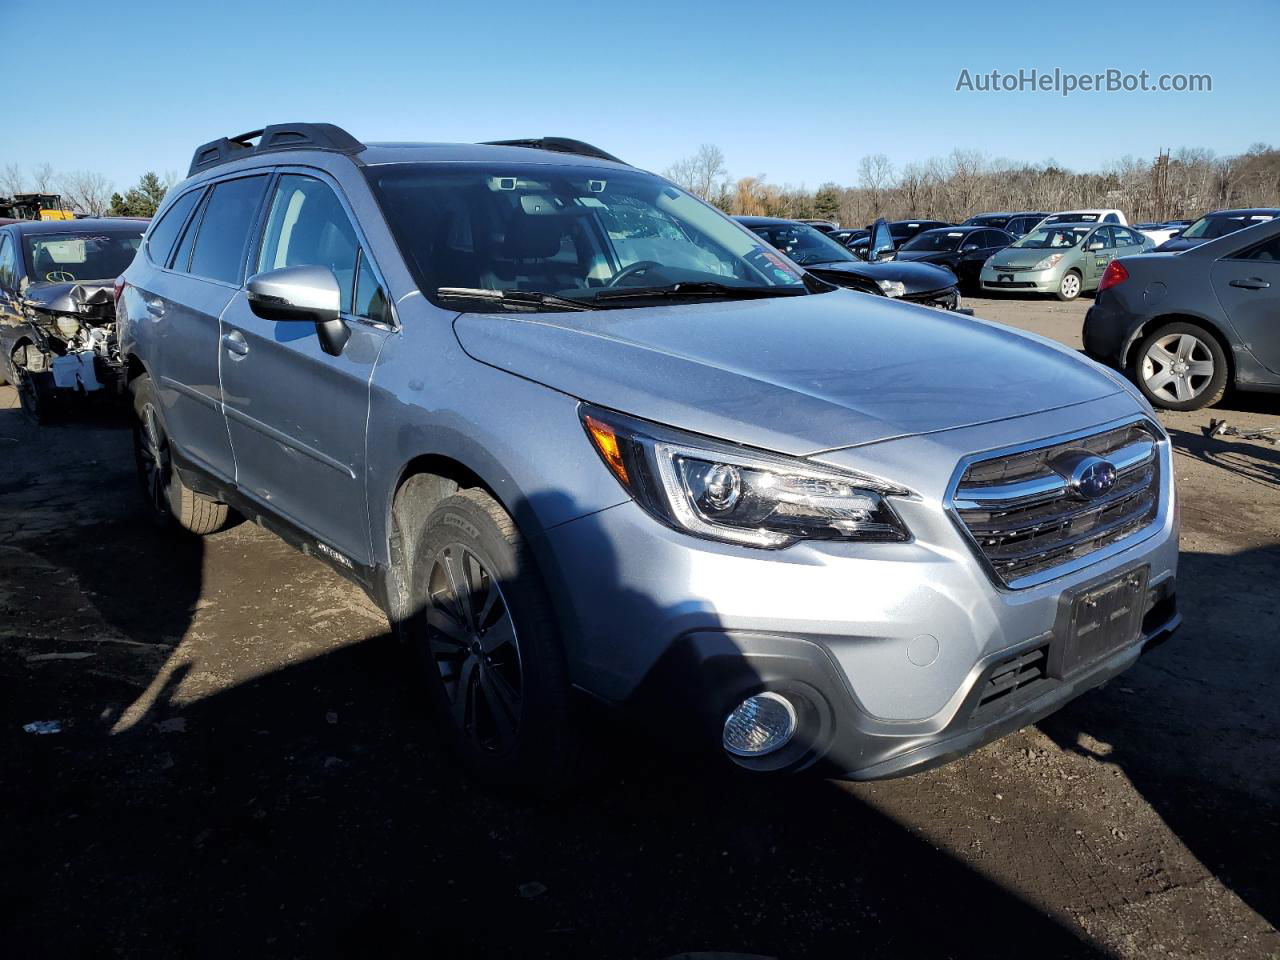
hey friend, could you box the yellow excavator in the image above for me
[0,193,75,221]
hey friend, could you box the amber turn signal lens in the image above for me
[584,415,630,486]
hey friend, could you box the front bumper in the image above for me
[980,265,1060,293]
[538,402,1180,778]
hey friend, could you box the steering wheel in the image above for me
[46,271,76,283]
[606,260,663,288]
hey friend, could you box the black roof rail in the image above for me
[187,122,365,177]
[480,137,627,166]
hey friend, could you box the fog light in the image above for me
[722,692,797,757]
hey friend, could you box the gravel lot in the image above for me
[1,295,1277,959]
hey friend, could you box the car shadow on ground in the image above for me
[1037,543,1280,929]
[1,417,1110,959]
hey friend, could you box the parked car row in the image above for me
[2,122,1191,790]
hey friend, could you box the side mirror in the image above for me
[1168,229,1183,238]
[247,265,350,356]
[1088,241,1104,251]
[961,244,979,253]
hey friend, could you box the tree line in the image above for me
[1,163,174,218]
[664,143,1280,227]
[7,143,1279,226]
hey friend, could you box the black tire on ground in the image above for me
[16,367,58,424]
[403,487,579,788]
[1055,269,1083,301]
[1130,321,1229,412]
[131,376,232,534]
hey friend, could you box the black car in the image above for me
[1155,208,1279,252]
[736,216,964,311]
[797,218,839,234]
[829,227,869,248]
[894,225,1014,291]
[887,219,953,248]
[0,219,144,420]
[1084,216,1280,410]
[962,211,1048,238]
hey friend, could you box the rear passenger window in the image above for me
[189,176,268,284]
[256,175,360,309]
[145,188,202,267]
[1234,235,1280,262]
[0,235,15,290]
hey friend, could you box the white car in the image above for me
[1033,209,1129,232]
[1132,222,1183,246]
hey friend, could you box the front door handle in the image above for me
[1229,277,1270,290]
[221,330,249,357]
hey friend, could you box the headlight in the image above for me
[1032,253,1064,272]
[875,279,906,298]
[580,405,910,548]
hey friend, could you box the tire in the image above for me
[16,367,57,424]
[1055,270,1083,301]
[1131,321,1228,411]
[131,376,232,534]
[403,487,578,788]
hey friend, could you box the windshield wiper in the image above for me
[591,281,805,303]
[436,287,599,312]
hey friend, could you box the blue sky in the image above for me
[4,0,1273,193]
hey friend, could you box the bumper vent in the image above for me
[951,420,1163,588]
[971,643,1050,723]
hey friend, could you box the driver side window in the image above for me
[257,175,361,311]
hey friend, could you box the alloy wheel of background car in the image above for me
[1134,323,1228,411]
[425,543,525,755]
[1057,271,1081,301]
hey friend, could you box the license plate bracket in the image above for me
[1052,567,1149,678]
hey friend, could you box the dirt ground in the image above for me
[1,296,1277,959]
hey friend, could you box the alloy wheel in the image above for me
[1141,333,1215,404]
[1059,273,1080,299]
[425,545,523,754]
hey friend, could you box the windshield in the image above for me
[1181,213,1275,240]
[745,222,857,266]
[1011,226,1090,249]
[900,229,969,252]
[23,230,143,283]
[364,164,809,309]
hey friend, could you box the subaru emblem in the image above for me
[1071,457,1118,500]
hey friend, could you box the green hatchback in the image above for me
[980,222,1153,301]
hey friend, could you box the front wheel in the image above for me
[1131,322,1228,411]
[1055,270,1082,301]
[404,488,578,788]
[131,376,232,534]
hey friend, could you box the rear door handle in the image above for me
[1229,277,1270,290]
[221,330,249,357]
[144,297,165,317]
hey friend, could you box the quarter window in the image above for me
[145,188,202,267]
[256,175,361,310]
[188,176,269,284]
[353,250,390,323]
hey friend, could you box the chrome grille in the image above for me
[951,420,1163,588]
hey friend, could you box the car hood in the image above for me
[452,291,1123,455]
[805,259,956,292]
[22,280,116,317]
[988,247,1075,269]
[894,250,958,265]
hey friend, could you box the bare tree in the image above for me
[665,144,729,202]
[61,170,115,217]
[857,153,895,217]
[1,162,25,195]
[30,162,57,193]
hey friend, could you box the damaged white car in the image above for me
[0,220,145,421]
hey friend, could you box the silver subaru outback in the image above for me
[117,123,1180,786]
